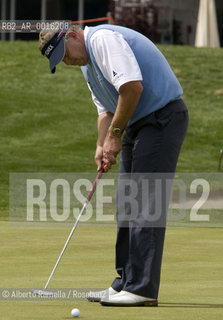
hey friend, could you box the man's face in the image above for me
[63,31,88,66]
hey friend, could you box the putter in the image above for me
[33,164,104,296]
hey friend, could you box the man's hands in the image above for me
[102,133,122,172]
[95,133,122,172]
[95,145,103,171]
[94,81,143,172]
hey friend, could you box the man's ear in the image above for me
[66,31,78,39]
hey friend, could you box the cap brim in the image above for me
[49,37,66,74]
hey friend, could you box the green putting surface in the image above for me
[0,222,222,320]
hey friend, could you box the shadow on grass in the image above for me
[63,302,223,309]
[159,302,223,308]
[74,302,223,309]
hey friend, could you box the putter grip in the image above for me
[86,164,104,202]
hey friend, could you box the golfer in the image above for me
[39,23,188,306]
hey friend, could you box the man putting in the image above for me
[39,23,188,306]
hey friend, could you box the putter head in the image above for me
[32,289,54,296]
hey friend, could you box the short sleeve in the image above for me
[90,30,143,92]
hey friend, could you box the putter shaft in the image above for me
[44,201,88,290]
[43,167,104,290]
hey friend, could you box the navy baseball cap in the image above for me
[41,29,66,73]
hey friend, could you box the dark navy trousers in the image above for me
[111,99,188,299]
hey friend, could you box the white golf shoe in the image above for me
[100,290,158,306]
[87,287,118,302]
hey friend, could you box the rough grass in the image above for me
[1,42,223,213]
[158,45,223,172]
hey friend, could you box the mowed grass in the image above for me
[0,222,222,320]
[0,41,223,319]
[158,45,223,172]
[1,42,223,213]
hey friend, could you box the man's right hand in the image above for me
[94,145,103,172]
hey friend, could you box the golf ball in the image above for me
[71,308,80,317]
